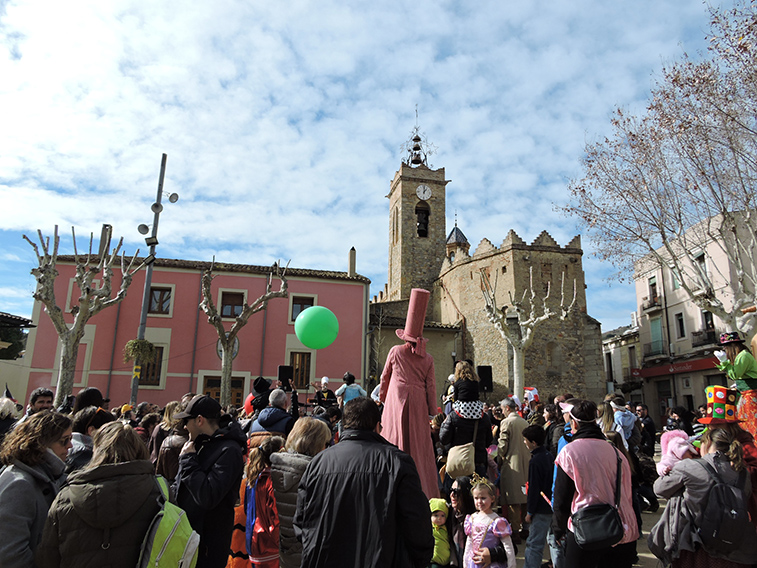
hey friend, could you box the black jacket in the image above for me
[172,416,246,568]
[438,411,493,472]
[294,429,434,568]
[526,445,554,516]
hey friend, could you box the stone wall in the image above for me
[433,230,604,401]
[387,163,448,301]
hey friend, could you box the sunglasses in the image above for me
[84,407,110,431]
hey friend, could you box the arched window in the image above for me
[415,201,430,238]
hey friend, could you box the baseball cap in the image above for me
[174,394,222,420]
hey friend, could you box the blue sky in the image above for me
[0,0,712,331]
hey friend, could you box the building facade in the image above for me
[21,256,370,408]
[634,252,729,420]
[371,133,605,403]
[601,322,641,399]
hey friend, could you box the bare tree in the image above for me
[24,225,145,408]
[200,260,289,406]
[480,267,576,400]
[562,0,757,337]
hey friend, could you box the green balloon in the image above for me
[294,306,339,349]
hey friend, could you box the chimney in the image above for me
[348,247,356,277]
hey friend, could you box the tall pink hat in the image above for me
[396,288,430,355]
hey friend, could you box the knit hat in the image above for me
[720,331,745,345]
[698,385,741,424]
[429,498,448,515]
[396,288,430,355]
[321,376,329,386]
[120,404,133,414]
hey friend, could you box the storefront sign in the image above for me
[636,356,719,378]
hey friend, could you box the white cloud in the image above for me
[0,0,713,327]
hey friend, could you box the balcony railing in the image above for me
[641,295,663,312]
[643,340,666,357]
[692,328,719,348]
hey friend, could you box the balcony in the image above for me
[643,340,666,357]
[641,295,663,313]
[692,328,719,348]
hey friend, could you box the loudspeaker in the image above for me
[477,365,493,393]
[278,365,294,391]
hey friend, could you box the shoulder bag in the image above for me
[446,419,479,479]
[570,446,624,550]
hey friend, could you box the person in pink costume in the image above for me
[380,288,439,499]
[463,475,516,568]
[656,429,697,477]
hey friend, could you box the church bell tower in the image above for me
[386,128,449,301]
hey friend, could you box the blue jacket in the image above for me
[250,406,295,436]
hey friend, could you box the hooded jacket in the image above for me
[250,406,294,436]
[294,429,434,568]
[35,460,161,568]
[613,408,636,441]
[0,449,66,568]
[173,416,246,568]
[270,451,313,568]
[649,450,757,565]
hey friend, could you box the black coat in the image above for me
[526,445,554,516]
[172,417,246,568]
[294,429,434,568]
[438,411,493,473]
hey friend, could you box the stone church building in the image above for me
[368,132,605,404]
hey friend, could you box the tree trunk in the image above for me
[511,345,525,402]
[220,345,233,407]
[54,333,82,408]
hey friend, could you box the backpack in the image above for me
[696,460,751,556]
[137,476,200,568]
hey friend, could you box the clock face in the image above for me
[416,184,432,200]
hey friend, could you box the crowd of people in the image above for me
[1,315,756,568]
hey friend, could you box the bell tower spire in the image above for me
[386,123,448,301]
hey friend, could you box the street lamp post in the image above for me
[130,153,178,406]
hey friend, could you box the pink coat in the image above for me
[380,343,439,498]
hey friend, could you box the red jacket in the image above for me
[245,469,280,567]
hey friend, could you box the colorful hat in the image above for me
[720,331,745,345]
[698,385,741,424]
[429,498,448,515]
[396,288,430,354]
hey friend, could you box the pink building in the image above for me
[22,255,370,409]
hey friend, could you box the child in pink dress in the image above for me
[463,475,516,568]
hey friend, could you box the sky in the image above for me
[0,0,714,332]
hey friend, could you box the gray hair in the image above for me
[0,398,20,420]
[269,388,288,409]
[500,397,518,410]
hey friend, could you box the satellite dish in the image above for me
[151,203,164,213]
[137,224,150,235]
[167,193,179,203]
